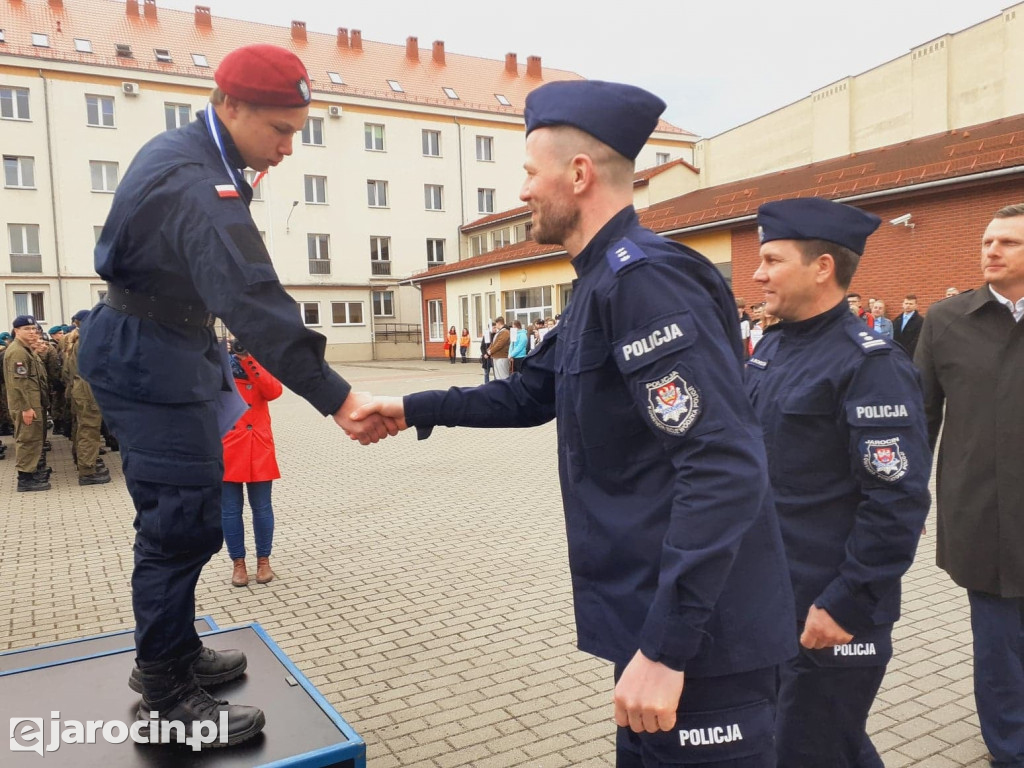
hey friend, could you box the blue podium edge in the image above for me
[247,621,367,768]
[0,615,220,677]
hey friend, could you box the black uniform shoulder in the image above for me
[838,313,894,357]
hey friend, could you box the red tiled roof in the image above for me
[0,0,692,131]
[641,114,1024,233]
[414,114,1024,283]
[632,157,698,182]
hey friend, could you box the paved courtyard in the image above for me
[0,360,991,767]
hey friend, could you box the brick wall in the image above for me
[421,281,447,359]
[730,180,1024,315]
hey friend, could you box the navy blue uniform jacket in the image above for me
[745,302,931,633]
[79,112,350,436]
[405,207,796,677]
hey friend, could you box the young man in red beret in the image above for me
[79,44,396,747]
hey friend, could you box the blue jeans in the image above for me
[969,590,1024,767]
[221,481,274,560]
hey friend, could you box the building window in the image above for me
[386,79,404,93]
[442,87,459,99]
[74,38,93,53]
[459,295,470,336]
[367,180,388,208]
[307,234,330,274]
[424,184,443,211]
[243,170,263,201]
[656,152,670,165]
[13,290,45,321]
[154,48,172,63]
[3,156,35,188]
[327,71,343,85]
[477,188,495,214]
[427,299,444,341]
[495,94,511,106]
[426,238,445,264]
[304,175,328,204]
[364,123,385,151]
[94,226,104,244]
[503,286,553,328]
[472,294,483,337]
[476,135,494,162]
[191,53,208,67]
[9,223,41,273]
[302,116,324,146]
[372,290,394,317]
[370,236,391,276]
[86,95,115,128]
[470,234,489,258]
[492,227,511,249]
[422,129,441,157]
[164,102,191,131]
[300,302,320,326]
[90,161,119,193]
[514,222,532,243]
[115,43,133,58]
[32,33,49,47]
[1,87,30,120]
[332,301,364,325]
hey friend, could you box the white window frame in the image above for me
[327,71,344,85]
[302,116,324,146]
[74,38,93,53]
[307,234,330,261]
[86,94,115,128]
[1,87,31,120]
[164,102,191,131]
[476,135,494,162]
[656,152,671,165]
[93,225,104,244]
[243,169,263,201]
[372,290,395,318]
[191,53,209,67]
[424,184,443,211]
[495,94,511,107]
[32,33,49,47]
[304,175,328,204]
[492,227,511,249]
[470,234,489,258]
[427,299,444,341]
[426,238,445,264]
[387,79,404,93]
[154,48,172,63]
[332,301,365,326]
[478,188,495,214]
[369,236,390,263]
[89,160,119,193]
[364,123,385,151]
[442,87,459,100]
[422,129,441,157]
[367,180,388,208]
[300,301,321,326]
[13,290,45,321]
[9,223,40,255]
[3,155,35,189]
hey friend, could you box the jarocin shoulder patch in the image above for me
[862,437,909,482]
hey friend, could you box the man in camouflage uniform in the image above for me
[64,313,109,485]
[3,316,50,492]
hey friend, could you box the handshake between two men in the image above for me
[331,391,407,444]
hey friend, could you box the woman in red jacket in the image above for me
[222,340,283,587]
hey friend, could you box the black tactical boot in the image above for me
[33,467,52,482]
[17,471,50,492]
[130,646,247,693]
[135,657,264,748]
[79,472,111,486]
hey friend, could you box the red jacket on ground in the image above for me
[222,356,282,483]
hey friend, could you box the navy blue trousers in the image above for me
[615,665,778,768]
[969,590,1024,767]
[91,387,225,665]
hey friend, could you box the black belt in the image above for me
[103,283,215,328]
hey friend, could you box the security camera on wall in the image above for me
[889,213,914,227]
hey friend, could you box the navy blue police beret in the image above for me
[12,314,36,328]
[757,197,881,256]
[524,80,666,161]
[72,309,90,323]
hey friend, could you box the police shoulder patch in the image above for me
[862,437,909,482]
[846,324,891,355]
[645,371,701,436]
[605,238,647,274]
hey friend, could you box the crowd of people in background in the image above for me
[478,315,558,382]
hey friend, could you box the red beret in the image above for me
[215,44,311,108]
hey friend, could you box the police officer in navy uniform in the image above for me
[352,80,796,767]
[745,198,931,767]
[78,44,395,747]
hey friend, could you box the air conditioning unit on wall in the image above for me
[121,82,140,96]
[328,105,343,118]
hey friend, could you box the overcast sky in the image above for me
[156,0,1012,137]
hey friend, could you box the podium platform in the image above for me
[1,622,366,767]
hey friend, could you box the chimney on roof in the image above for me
[350,30,362,50]
[406,36,419,61]
[48,0,63,8]
[337,27,349,48]
[505,53,517,75]
[291,21,307,41]
[526,55,542,78]
[194,5,211,28]
[143,0,156,19]
[126,0,139,16]
[432,40,445,64]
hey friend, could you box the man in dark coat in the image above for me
[892,294,924,357]
[915,203,1024,766]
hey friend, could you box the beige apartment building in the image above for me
[0,0,696,358]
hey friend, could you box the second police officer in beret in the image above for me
[352,80,797,767]
[78,44,396,746]
[745,198,931,767]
